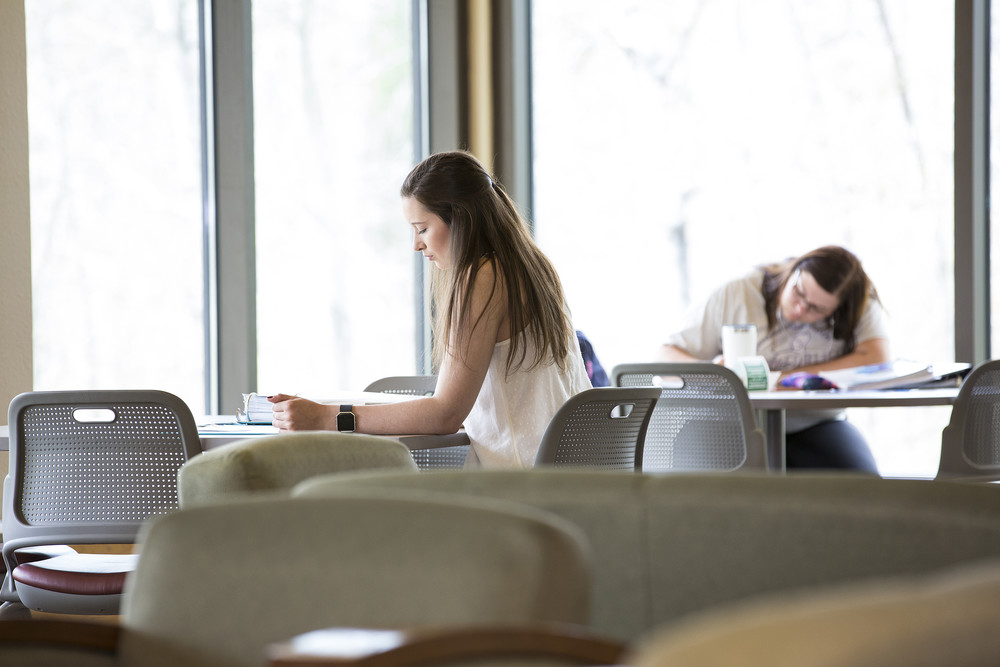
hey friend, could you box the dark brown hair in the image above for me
[400,151,573,375]
[761,245,881,352]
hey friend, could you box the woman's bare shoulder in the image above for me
[463,254,506,294]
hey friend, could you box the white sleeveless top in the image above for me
[463,330,592,468]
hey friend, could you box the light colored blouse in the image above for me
[463,330,592,468]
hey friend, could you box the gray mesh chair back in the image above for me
[364,375,471,470]
[535,387,661,471]
[364,375,438,397]
[936,359,1000,481]
[1,389,200,613]
[612,363,767,473]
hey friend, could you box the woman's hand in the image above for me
[268,393,336,431]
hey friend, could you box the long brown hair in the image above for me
[400,151,573,375]
[761,245,881,352]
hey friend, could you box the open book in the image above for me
[237,391,420,424]
[817,361,971,391]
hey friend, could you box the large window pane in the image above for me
[253,0,417,396]
[26,1,205,411]
[533,1,954,477]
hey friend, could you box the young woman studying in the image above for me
[659,245,889,473]
[269,151,592,467]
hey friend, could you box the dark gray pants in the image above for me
[786,420,879,474]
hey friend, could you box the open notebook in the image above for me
[816,361,971,391]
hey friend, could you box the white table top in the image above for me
[746,387,960,473]
[748,387,960,410]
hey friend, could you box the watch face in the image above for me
[337,410,355,432]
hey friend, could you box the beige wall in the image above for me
[1,1,31,493]
[467,0,494,170]
[0,0,32,429]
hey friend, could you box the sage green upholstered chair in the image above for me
[296,469,654,642]
[295,469,1000,644]
[177,431,418,506]
[0,490,592,667]
[630,559,1000,667]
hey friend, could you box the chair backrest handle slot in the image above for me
[72,408,117,424]
[652,374,686,389]
[610,403,635,419]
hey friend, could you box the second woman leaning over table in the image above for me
[268,150,592,467]
[659,245,889,473]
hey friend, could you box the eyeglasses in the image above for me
[790,270,835,318]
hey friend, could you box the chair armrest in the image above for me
[0,619,119,654]
[267,622,627,666]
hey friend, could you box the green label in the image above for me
[743,359,769,391]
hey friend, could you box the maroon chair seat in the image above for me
[11,553,138,614]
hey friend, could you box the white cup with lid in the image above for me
[721,324,757,370]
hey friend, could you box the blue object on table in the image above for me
[780,372,838,391]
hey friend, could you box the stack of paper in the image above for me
[237,393,275,424]
[818,361,971,391]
